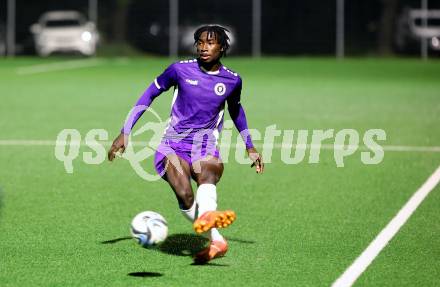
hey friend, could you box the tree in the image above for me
[378,0,399,55]
[112,0,131,43]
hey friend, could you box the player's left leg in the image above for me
[191,155,235,263]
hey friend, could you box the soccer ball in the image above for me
[130,211,168,247]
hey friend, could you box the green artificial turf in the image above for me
[0,57,439,286]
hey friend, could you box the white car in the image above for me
[395,9,440,52]
[30,11,99,56]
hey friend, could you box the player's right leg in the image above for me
[162,154,195,212]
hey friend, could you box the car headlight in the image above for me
[81,31,92,42]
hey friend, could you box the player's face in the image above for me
[196,31,223,63]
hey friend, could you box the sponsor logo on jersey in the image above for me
[185,79,198,85]
[214,83,226,96]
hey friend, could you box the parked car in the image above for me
[30,11,99,56]
[395,8,440,52]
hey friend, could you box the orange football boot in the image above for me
[194,240,228,264]
[193,210,236,234]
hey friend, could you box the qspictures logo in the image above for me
[54,107,386,181]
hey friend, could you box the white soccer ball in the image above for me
[130,211,168,247]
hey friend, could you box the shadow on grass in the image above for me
[101,236,132,244]
[191,262,229,267]
[104,233,249,267]
[101,233,208,256]
[102,233,254,264]
[102,234,255,246]
[226,237,256,244]
[158,233,209,256]
[127,271,163,277]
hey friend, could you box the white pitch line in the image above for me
[0,140,439,153]
[332,165,440,287]
[15,59,104,75]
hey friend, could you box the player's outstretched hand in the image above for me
[108,133,128,161]
[247,147,264,174]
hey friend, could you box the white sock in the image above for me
[196,183,217,217]
[196,184,225,243]
[209,228,225,243]
[180,200,197,222]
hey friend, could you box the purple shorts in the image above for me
[154,138,220,177]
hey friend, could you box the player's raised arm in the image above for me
[108,64,177,161]
[226,78,264,174]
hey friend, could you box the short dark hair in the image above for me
[194,25,230,57]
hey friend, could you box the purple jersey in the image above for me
[122,59,254,148]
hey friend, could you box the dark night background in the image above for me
[1,0,439,55]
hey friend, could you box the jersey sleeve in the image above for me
[120,63,178,135]
[154,63,178,91]
[227,77,254,149]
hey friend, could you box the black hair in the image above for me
[194,25,230,57]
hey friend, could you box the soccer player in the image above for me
[108,25,264,263]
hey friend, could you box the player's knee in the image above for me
[196,161,223,185]
[197,173,221,185]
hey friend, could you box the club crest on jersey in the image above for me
[214,83,226,96]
